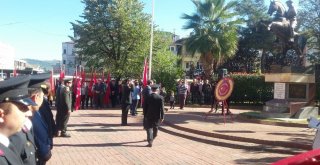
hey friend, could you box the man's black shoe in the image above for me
[61,133,71,138]
[146,143,152,147]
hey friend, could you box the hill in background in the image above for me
[22,58,60,71]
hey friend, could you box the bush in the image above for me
[229,74,273,105]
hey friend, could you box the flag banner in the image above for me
[105,72,111,106]
[13,68,17,77]
[141,58,148,105]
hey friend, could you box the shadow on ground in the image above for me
[54,140,147,148]
[160,126,305,156]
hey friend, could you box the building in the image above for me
[14,59,27,70]
[170,38,203,79]
[62,42,76,75]
[0,42,15,70]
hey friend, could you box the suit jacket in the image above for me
[31,111,52,161]
[121,84,133,105]
[39,98,56,146]
[0,143,23,165]
[9,130,36,165]
[143,93,164,129]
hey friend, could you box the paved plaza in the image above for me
[48,106,313,165]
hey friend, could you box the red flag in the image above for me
[141,58,148,105]
[142,58,148,87]
[59,66,65,81]
[75,77,81,111]
[13,67,17,77]
[105,72,111,105]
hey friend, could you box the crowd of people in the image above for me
[0,72,232,165]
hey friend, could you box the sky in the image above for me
[0,0,299,61]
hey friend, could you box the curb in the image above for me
[236,114,307,128]
[163,120,311,150]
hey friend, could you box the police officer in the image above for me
[56,78,72,137]
[28,74,54,164]
[0,75,37,165]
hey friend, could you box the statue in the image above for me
[267,0,306,67]
[285,0,297,42]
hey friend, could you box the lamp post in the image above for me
[149,0,154,80]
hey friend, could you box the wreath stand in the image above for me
[204,99,233,124]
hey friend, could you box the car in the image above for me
[272,149,320,165]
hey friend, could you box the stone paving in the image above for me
[47,106,311,165]
[164,106,314,150]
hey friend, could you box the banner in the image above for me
[105,72,111,106]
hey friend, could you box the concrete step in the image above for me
[263,105,289,113]
[261,112,291,118]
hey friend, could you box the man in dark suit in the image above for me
[120,79,133,126]
[143,85,165,147]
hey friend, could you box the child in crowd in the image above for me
[169,91,175,110]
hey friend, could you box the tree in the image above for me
[298,0,320,64]
[71,0,150,78]
[233,0,274,73]
[152,31,183,92]
[182,0,242,79]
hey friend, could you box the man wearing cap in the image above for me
[28,74,56,164]
[56,78,72,137]
[0,75,37,165]
[143,84,164,147]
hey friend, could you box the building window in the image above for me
[170,46,175,52]
[63,60,66,65]
[63,49,67,54]
[186,62,189,69]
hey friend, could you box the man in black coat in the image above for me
[143,85,164,147]
[120,79,133,126]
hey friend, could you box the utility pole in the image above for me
[149,0,154,80]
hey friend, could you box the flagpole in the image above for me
[148,0,154,80]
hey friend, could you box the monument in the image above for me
[263,0,318,119]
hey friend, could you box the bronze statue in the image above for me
[267,0,306,67]
[285,0,297,42]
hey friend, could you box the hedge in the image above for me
[229,74,273,105]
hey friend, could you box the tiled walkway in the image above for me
[47,106,311,164]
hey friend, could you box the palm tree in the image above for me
[182,0,242,79]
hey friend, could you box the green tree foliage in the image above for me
[71,0,150,78]
[182,0,242,78]
[298,0,320,64]
[225,0,274,73]
[152,31,183,92]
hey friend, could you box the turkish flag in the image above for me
[105,72,111,105]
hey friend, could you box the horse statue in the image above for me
[267,0,307,66]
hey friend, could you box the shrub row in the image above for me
[229,74,273,105]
